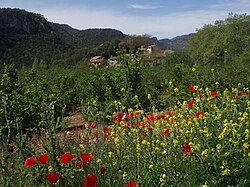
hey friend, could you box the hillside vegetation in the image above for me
[0,8,125,67]
[0,8,194,68]
[188,13,250,64]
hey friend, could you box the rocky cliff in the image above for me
[0,8,51,34]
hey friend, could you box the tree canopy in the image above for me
[188,13,250,64]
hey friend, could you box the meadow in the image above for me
[0,50,249,187]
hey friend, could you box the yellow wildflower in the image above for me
[222,168,230,176]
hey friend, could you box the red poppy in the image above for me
[171,119,178,124]
[24,157,37,167]
[187,101,195,107]
[158,115,168,120]
[103,133,110,141]
[210,91,219,98]
[167,111,174,116]
[136,122,146,127]
[38,153,49,164]
[196,111,205,118]
[100,166,107,174]
[234,93,250,99]
[189,85,197,92]
[105,127,111,133]
[235,93,250,98]
[161,128,170,136]
[89,122,97,128]
[125,122,133,128]
[114,112,126,122]
[59,153,75,164]
[240,93,250,96]
[46,173,60,185]
[146,115,156,123]
[125,181,138,187]
[92,130,98,136]
[199,94,204,98]
[124,112,134,119]
[83,174,98,187]
[182,143,191,155]
[80,154,93,164]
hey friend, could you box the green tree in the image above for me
[119,34,157,52]
[188,13,250,64]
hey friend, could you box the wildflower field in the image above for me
[0,54,250,187]
[23,85,250,187]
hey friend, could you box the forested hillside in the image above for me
[0,8,193,68]
[159,33,194,50]
[0,8,125,67]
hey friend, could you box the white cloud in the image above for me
[39,6,241,39]
[128,3,162,10]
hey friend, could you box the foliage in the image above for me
[0,65,50,140]
[75,28,125,48]
[1,79,249,186]
[165,51,192,65]
[188,13,250,64]
[119,35,157,53]
[1,50,249,135]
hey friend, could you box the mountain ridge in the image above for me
[159,33,195,50]
[0,8,193,67]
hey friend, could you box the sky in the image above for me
[0,0,250,39]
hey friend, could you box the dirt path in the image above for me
[64,114,84,128]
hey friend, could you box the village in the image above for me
[89,44,174,66]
